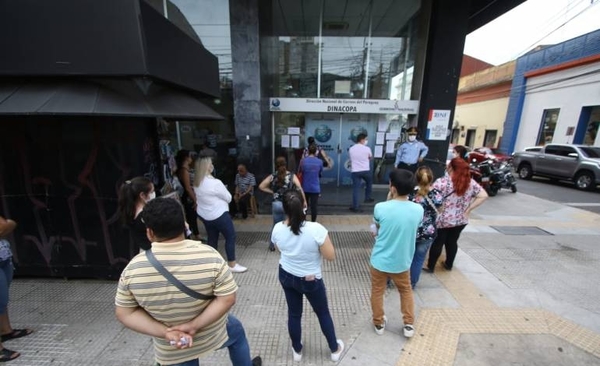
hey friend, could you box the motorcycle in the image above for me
[471,158,517,196]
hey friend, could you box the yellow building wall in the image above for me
[453,97,509,148]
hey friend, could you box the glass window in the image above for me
[544,146,560,155]
[580,147,600,158]
[536,108,560,146]
[558,146,577,157]
[273,113,306,172]
[260,0,421,100]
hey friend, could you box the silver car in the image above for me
[512,144,600,191]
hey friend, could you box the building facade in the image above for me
[0,0,524,278]
[501,29,600,153]
[454,61,516,148]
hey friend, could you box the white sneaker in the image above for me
[374,315,387,335]
[229,263,248,273]
[292,345,302,362]
[330,339,344,362]
[403,324,415,338]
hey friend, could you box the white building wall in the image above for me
[454,98,509,147]
[515,61,600,151]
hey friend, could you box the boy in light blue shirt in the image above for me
[370,169,423,339]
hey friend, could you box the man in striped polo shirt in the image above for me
[234,164,256,219]
[115,198,261,366]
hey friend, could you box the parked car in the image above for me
[473,147,513,163]
[512,144,600,190]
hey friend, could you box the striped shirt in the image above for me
[235,172,256,195]
[115,240,238,365]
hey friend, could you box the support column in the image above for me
[416,0,472,177]
[229,0,262,170]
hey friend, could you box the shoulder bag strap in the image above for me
[145,250,215,300]
[423,194,440,217]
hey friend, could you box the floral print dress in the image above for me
[408,188,443,240]
[432,177,482,229]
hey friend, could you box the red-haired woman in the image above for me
[425,158,488,272]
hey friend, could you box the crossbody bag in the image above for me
[145,250,215,301]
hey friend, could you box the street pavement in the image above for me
[6,191,600,365]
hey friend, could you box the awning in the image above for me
[0,78,223,120]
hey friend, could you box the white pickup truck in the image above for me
[512,144,600,191]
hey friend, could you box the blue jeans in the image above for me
[200,212,236,262]
[278,266,338,353]
[351,171,373,209]
[166,314,252,366]
[270,201,286,249]
[272,200,286,225]
[0,258,13,314]
[410,237,434,288]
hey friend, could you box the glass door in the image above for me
[338,114,378,186]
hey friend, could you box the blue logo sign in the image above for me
[314,125,332,143]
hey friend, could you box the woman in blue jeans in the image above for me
[259,156,305,251]
[194,157,248,273]
[408,166,443,288]
[270,190,344,362]
[0,216,34,362]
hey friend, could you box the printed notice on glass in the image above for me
[386,132,399,141]
[374,145,384,158]
[378,119,390,132]
[288,127,300,135]
[281,135,290,148]
[386,141,396,154]
[427,109,450,140]
[291,135,300,148]
[376,132,385,145]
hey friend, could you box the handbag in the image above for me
[317,150,329,168]
[145,250,215,301]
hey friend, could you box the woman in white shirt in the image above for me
[194,157,247,273]
[270,190,344,362]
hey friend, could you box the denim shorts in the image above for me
[0,258,14,314]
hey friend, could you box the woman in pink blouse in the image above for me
[425,158,488,272]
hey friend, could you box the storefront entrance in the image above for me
[270,98,420,186]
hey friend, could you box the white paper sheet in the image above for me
[386,142,396,154]
[291,135,300,148]
[386,132,399,141]
[288,127,300,135]
[281,135,290,148]
[374,145,384,158]
[376,132,385,145]
[378,120,390,132]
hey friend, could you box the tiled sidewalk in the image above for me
[6,192,600,365]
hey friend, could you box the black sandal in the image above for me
[1,329,33,342]
[0,348,20,362]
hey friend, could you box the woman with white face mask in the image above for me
[394,126,429,173]
[118,176,155,252]
[194,157,248,273]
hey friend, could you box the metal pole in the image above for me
[363,1,373,99]
[175,121,182,149]
[337,114,343,187]
[400,23,411,100]
[162,0,168,18]
[317,0,324,98]
[271,113,275,164]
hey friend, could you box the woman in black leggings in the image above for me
[425,158,488,272]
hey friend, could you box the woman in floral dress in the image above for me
[425,158,488,272]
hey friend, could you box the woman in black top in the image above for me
[175,149,199,239]
[117,176,155,252]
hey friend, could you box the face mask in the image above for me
[364,140,369,145]
[146,191,156,202]
[452,151,459,159]
[408,135,416,142]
